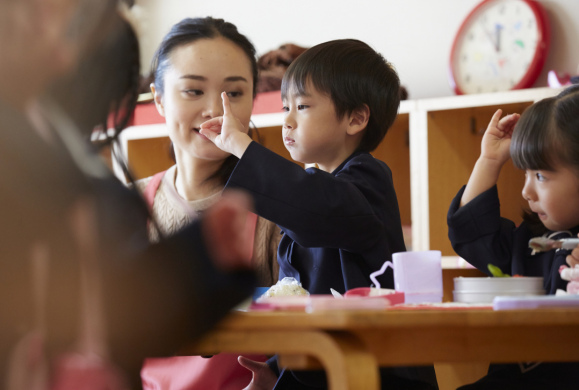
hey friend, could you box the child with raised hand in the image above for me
[447,84,579,389]
[201,39,437,390]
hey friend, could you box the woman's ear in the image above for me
[151,83,165,117]
[347,104,370,135]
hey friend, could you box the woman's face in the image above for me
[152,37,254,163]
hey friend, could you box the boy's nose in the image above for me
[283,116,296,130]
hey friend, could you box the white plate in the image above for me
[454,290,545,303]
[454,276,544,293]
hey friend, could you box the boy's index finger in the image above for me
[221,92,232,116]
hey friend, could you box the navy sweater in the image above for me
[447,185,574,295]
[226,141,407,294]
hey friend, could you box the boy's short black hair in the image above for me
[281,39,401,152]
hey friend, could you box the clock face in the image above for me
[450,0,550,94]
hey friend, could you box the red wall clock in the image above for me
[449,0,550,95]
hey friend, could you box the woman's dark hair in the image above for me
[50,10,141,143]
[281,39,401,153]
[511,84,579,233]
[151,17,258,185]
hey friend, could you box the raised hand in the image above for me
[480,109,520,167]
[199,92,252,158]
[460,109,520,207]
[238,356,277,390]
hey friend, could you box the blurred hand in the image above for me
[238,356,277,390]
[567,234,579,268]
[480,109,520,166]
[201,190,255,271]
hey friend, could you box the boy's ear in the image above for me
[151,83,166,117]
[347,104,370,136]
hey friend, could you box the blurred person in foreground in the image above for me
[0,0,257,387]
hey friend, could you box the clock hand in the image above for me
[495,23,503,52]
[484,28,499,52]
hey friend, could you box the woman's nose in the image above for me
[202,95,224,118]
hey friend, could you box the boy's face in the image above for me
[281,81,354,172]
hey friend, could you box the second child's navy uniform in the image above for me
[227,142,438,390]
[448,185,579,389]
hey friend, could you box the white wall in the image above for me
[134,0,579,99]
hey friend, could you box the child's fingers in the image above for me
[488,109,503,130]
[199,127,219,143]
[221,92,232,116]
[200,117,223,130]
[566,252,579,268]
[238,356,265,373]
[498,113,520,133]
[199,117,222,142]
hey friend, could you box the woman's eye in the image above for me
[536,172,545,181]
[184,89,202,96]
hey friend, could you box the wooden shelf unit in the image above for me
[113,87,563,256]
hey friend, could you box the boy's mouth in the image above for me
[284,136,295,146]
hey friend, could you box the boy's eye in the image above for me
[297,105,308,110]
[226,91,243,98]
[536,172,546,181]
[281,106,289,112]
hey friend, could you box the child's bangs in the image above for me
[281,52,330,101]
[510,100,557,171]
[281,66,309,100]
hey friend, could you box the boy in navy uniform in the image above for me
[201,39,437,390]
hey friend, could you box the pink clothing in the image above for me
[141,354,267,390]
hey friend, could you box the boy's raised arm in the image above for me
[460,109,520,207]
[200,92,253,159]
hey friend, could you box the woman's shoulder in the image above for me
[133,175,153,193]
[133,166,175,193]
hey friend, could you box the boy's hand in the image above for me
[567,234,579,269]
[200,92,252,158]
[480,109,520,166]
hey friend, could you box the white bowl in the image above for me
[453,289,546,303]
[454,276,544,293]
[453,276,545,303]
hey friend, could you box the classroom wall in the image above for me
[134,0,579,99]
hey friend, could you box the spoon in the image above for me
[528,237,579,254]
[330,288,344,299]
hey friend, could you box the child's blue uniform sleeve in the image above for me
[226,141,386,252]
[447,184,517,275]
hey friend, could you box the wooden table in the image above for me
[182,307,579,390]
